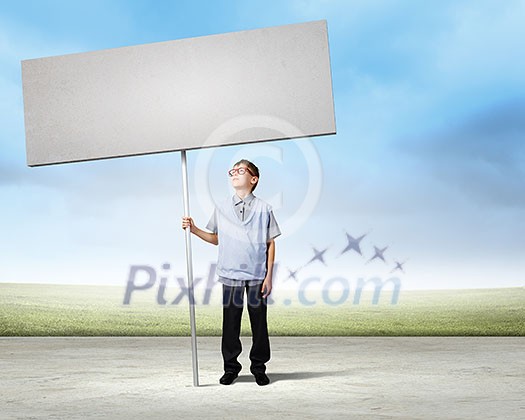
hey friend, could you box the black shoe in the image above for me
[219,372,238,385]
[253,372,270,386]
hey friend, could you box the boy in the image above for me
[181,159,281,386]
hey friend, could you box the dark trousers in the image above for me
[222,283,270,374]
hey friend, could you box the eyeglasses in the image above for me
[228,167,255,177]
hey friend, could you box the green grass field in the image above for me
[0,283,523,336]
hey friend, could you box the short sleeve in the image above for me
[267,210,281,240]
[205,208,218,233]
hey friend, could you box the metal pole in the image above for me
[181,149,199,387]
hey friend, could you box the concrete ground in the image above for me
[0,337,523,419]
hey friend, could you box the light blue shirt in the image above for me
[206,193,281,286]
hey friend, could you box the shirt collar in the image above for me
[233,192,255,206]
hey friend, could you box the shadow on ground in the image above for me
[235,370,351,384]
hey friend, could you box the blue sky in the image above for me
[1,0,524,292]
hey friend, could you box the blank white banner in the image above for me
[21,20,336,167]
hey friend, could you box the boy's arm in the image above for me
[181,217,218,245]
[261,239,275,298]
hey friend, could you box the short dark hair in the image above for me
[234,159,259,191]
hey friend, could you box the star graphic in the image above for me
[286,267,300,281]
[303,246,329,267]
[366,246,388,264]
[390,260,407,273]
[339,232,367,257]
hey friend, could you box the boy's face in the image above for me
[229,164,258,191]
